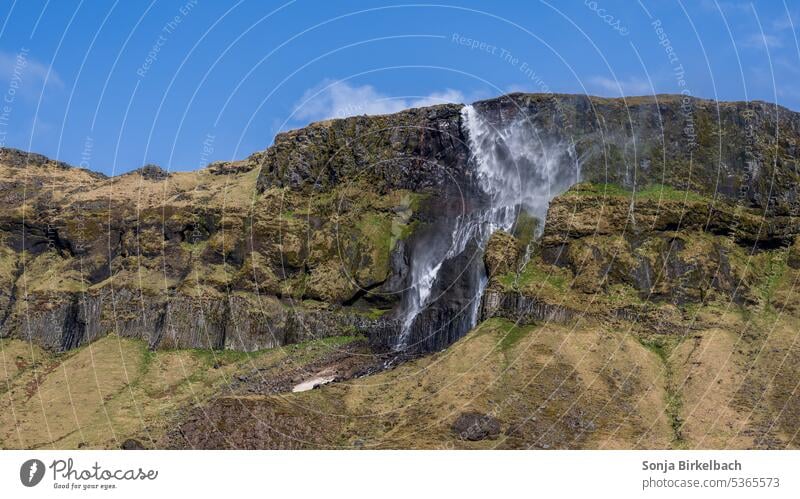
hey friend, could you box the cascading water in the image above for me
[393,104,580,353]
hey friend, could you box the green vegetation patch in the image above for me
[475,317,536,352]
[498,258,569,293]
[754,249,788,311]
[637,334,685,445]
[566,182,709,203]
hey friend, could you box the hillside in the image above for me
[1,93,799,449]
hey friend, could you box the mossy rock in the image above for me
[305,260,357,303]
[788,237,800,270]
[484,231,520,278]
[232,252,281,294]
[511,209,539,250]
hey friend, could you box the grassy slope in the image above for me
[251,304,799,449]
[0,335,361,449]
[1,165,798,449]
[2,296,798,449]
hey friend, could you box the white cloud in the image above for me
[293,79,465,122]
[0,50,64,98]
[772,11,799,31]
[740,33,783,49]
[588,76,651,96]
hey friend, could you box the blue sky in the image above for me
[0,0,797,175]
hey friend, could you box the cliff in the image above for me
[1,93,799,356]
[2,92,800,450]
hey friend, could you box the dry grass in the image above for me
[0,335,361,449]
[3,304,799,449]
[244,318,673,449]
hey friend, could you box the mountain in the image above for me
[1,93,799,449]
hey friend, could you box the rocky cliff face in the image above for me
[254,104,470,193]
[2,93,799,357]
[469,94,800,216]
[3,93,800,450]
[254,93,800,353]
[0,147,399,352]
[256,93,800,216]
[481,182,799,326]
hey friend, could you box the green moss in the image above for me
[512,210,540,248]
[282,335,364,363]
[566,182,630,198]
[354,208,412,284]
[396,219,419,241]
[139,344,156,376]
[306,260,354,303]
[639,336,670,363]
[473,317,531,352]
[352,307,390,320]
[299,299,329,310]
[180,239,208,253]
[183,334,363,367]
[498,323,532,352]
[566,182,708,203]
[603,283,643,306]
[499,260,568,293]
[634,184,708,203]
[638,334,685,445]
[191,347,254,366]
[756,250,788,311]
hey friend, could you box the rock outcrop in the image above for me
[2,93,800,356]
[481,182,799,330]
[3,91,800,450]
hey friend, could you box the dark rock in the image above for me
[451,412,501,441]
[134,164,170,181]
[472,94,800,216]
[401,237,485,354]
[0,147,73,171]
[255,104,470,194]
[258,94,800,216]
[207,160,255,175]
[481,290,576,324]
[121,438,145,450]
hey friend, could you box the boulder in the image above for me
[451,412,501,441]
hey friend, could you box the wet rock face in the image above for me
[452,412,501,441]
[401,237,485,354]
[473,94,800,216]
[258,93,800,216]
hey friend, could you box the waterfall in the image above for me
[393,104,579,352]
